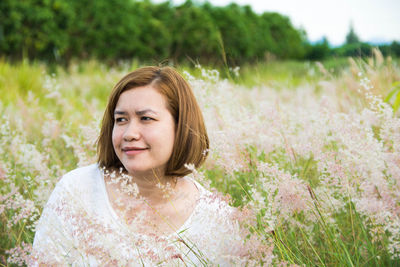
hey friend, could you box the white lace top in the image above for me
[32,164,245,266]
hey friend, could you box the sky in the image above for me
[153,0,400,46]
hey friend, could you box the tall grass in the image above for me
[0,51,399,265]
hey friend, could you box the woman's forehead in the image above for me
[116,86,168,109]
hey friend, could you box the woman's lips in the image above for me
[122,147,148,155]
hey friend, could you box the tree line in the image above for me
[307,25,400,61]
[1,0,399,65]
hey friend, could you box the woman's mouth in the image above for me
[122,147,148,155]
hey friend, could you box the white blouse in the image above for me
[32,164,245,266]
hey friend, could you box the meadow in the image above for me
[0,50,400,266]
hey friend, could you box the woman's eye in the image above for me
[115,117,127,123]
[141,116,153,121]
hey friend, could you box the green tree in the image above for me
[333,42,372,57]
[131,0,173,61]
[260,12,306,59]
[376,41,400,57]
[306,37,331,60]
[65,0,141,61]
[346,23,360,44]
[207,3,267,64]
[0,0,312,64]
[170,0,220,63]
[0,0,74,61]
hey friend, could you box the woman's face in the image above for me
[112,85,175,178]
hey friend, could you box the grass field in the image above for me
[1,51,400,265]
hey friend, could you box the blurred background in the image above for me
[1,0,399,67]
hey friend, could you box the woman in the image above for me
[32,66,246,266]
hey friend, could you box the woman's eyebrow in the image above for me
[135,109,158,116]
[114,110,127,115]
[114,109,158,115]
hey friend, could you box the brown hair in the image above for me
[97,66,209,178]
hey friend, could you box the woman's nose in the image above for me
[123,122,141,141]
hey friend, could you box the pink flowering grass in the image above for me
[0,54,399,266]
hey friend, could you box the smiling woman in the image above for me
[31,66,248,265]
[111,86,176,179]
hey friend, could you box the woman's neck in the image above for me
[131,174,177,205]
[120,167,180,204]
[104,167,179,206]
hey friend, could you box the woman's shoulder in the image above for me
[45,163,104,210]
[62,163,101,181]
[58,163,102,190]
[192,179,235,215]
[184,177,238,226]
[201,191,237,224]
[33,164,107,265]
[180,178,246,263]
[40,163,108,224]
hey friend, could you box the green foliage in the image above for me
[1,0,399,65]
[125,1,172,61]
[384,81,400,113]
[259,12,306,60]
[330,42,400,59]
[170,1,220,63]
[238,60,320,88]
[333,42,374,57]
[65,0,143,61]
[0,0,74,61]
[0,0,307,64]
[378,41,400,58]
[345,23,360,45]
[306,37,330,60]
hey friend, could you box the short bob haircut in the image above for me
[97,66,209,178]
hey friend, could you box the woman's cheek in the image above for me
[112,127,121,150]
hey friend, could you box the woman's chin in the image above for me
[125,167,163,179]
